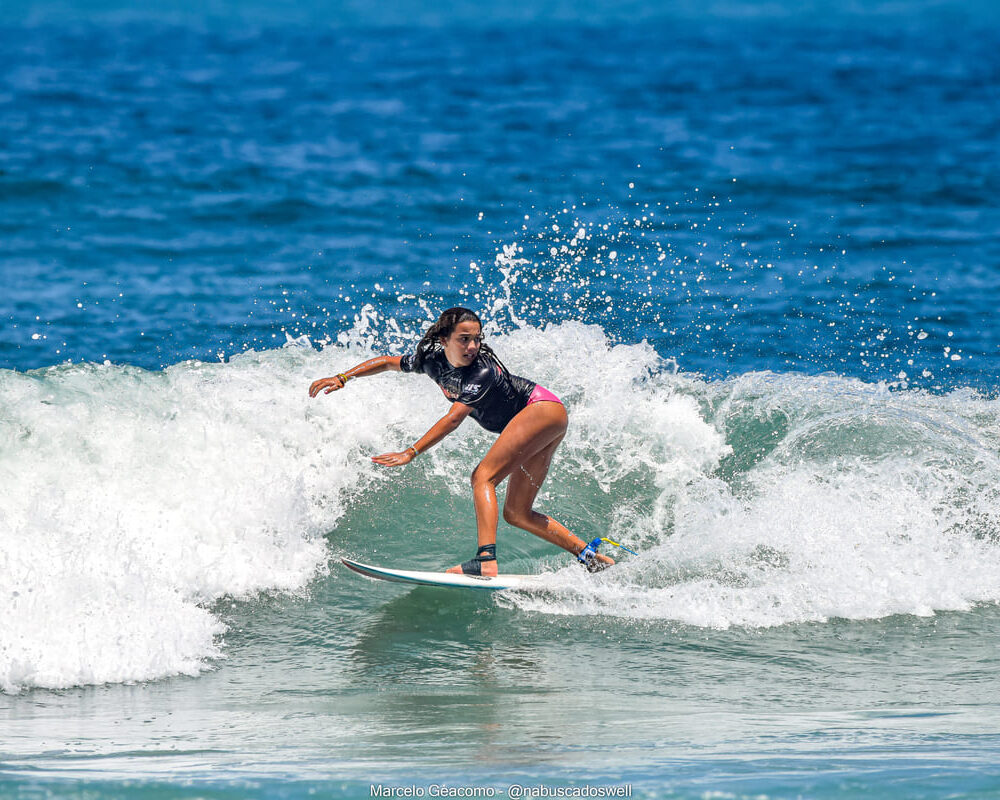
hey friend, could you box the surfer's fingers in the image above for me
[372,451,409,467]
[310,376,347,395]
[309,378,335,396]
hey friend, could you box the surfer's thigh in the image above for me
[474,402,568,485]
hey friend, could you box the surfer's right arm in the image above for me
[371,401,473,467]
[308,356,403,397]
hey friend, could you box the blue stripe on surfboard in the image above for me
[340,558,540,591]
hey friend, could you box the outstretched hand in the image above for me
[372,450,416,468]
[309,376,346,397]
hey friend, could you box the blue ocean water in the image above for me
[3,2,1000,798]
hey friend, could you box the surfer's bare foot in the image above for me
[446,544,497,577]
[445,560,498,577]
[578,550,615,572]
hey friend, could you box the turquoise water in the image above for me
[3,1,1000,797]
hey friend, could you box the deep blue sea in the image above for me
[3,1,1000,798]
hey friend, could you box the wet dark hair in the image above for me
[412,307,506,373]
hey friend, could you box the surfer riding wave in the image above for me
[308,307,614,576]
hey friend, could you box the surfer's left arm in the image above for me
[372,402,473,467]
[308,356,402,397]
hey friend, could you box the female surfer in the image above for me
[308,307,613,576]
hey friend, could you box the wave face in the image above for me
[4,322,1000,691]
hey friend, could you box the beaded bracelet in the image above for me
[407,446,420,458]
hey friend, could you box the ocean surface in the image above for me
[3,1,1000,797]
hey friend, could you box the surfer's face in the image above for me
[441,321,482,368]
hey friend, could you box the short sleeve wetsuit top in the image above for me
[399,349,536,434]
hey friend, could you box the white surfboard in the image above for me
[341,557,544,591]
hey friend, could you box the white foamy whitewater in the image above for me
[3,321,1000,691]
[0,332,420,693]
[503,358,1000,627]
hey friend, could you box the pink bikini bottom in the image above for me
[527,384,562,405]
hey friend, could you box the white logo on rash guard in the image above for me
[464,383,481,394]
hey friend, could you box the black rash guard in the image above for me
[399,349,536,433]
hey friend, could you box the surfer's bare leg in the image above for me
[446,401,611,575]
[503,438,614,567]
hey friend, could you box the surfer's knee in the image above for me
[470,463,497,491]
[502,505,540,530]
[502,505,526,527]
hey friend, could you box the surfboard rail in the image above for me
[340,557,542,591]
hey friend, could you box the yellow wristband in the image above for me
[408,446,420,458]
[337,373,349,383]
